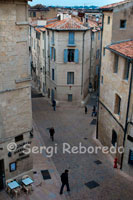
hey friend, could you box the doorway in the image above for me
[0,159,5,190]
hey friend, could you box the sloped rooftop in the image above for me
[45,17,89,30]
[100,0,131,10]
[106,40,133,59]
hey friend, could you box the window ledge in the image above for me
[67,44,76,47]
[120,28,126,30]
[16,22,29,26]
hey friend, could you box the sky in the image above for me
[29,0,122,7]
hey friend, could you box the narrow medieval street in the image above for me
[31,92,133,200]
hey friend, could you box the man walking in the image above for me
[49,127,55,142]
[85,106,87,114]
[52,99,56,111]
[60,170,70,195]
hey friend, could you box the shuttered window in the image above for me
[68,32,75,45]
[67,72,74,84]
[64,49,79,63]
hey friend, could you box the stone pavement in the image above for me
[32,96,133,200]
[0,119,67,200]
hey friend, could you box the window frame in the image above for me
[108,16,110,24]
[120,20,127,29]
[9,162,17,172]
[123,59,130,80]
[67,72,74,84]
[114,94,121,115]
[114,55,119,73]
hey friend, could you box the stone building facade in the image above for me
[29,4,58,20]
[97,0,133,167]
[0,0,33,190]
[45,18,91,103]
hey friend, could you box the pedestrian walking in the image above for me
[52,99,56,111]
[85,106,88,114]
[60,170,70,195]
[49,127,55,141]
[91,105,96,117]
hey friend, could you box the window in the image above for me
[128,150,133,165]
[108,16,110,24]
[64,49,79,63]
[68,94,72,102]
[96,49,100,59]
[114,94,121,115]
[120,20,126,29]
[15,135,23,142]
[98,32,100,40]
[68,32,75,45]
[52,69,54,80]
[33,11,36,17]
[92,32,94,41]
[114,55,119,73]
[67,72,74,84]
[68,49,75,62]
[123,60,130,80]
[36,32,40,40]
[9,162,16,172]
[51,31,54,45]
[103,47,105,56]
[112,130,117,146]
[101,76,103,84]
[50,47,56,61]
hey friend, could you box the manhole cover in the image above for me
[41,170,51,180]
[94,160,102,165]
[90,119,97,125]
[84,138,88,140]
[85,181,100,189]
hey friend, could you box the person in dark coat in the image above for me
[52,99,56,111]
[92,105,96,117]
[60,170,70,195]
[49,127,55,141]
[85,106,87,114]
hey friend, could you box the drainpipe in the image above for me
[44,32,47,89]
[96,12,104,139]
[89,30,93,85]
[81,31,86,96]
[120,62,133,169]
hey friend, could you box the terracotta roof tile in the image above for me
[100,0,130,10]
[107,40,133,59]
[45,18,89,30]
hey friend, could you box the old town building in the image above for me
[45,17,91,103]
[97,0,133,167]
[0,0,33,190]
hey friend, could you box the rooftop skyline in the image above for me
[29,0,123,7]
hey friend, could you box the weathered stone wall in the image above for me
[122,79,133,176]
[112,2,133,42]
[0,0,32,181]
[99,48,132,164]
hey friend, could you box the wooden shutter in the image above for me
[74,49,79,63]
[64,49,68,63]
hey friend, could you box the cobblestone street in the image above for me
[32,96,133,200]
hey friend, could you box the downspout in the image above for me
[89,30,93,85]
[81,31,86,96]
[44,32,46,88]
[120,62,133,169]
[96,12,104,139]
